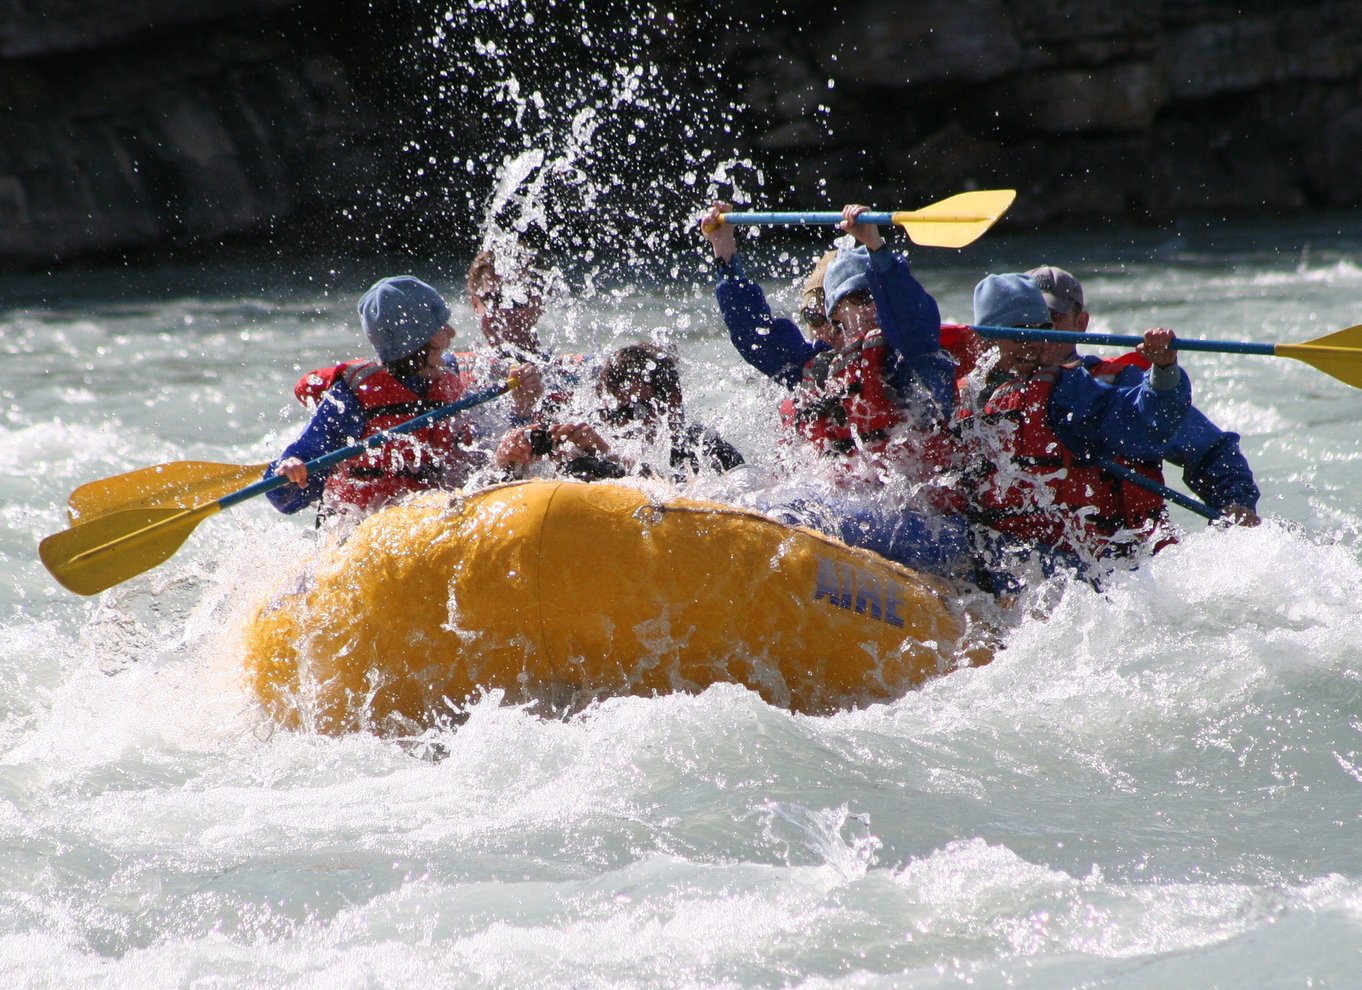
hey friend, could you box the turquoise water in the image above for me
[2,216,1362,986]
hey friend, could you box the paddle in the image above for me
[716,189,1017,249]
[969,323,1362,391]
[1096,459,1219,521]
[67,460,271,524]
[40,380,516,596]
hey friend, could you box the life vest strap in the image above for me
[363,399,458,420]
[347,463,447,481]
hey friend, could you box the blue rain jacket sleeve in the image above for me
[714,253,826,389]
[1047,364,1192,464]
[264,380,367,514]
[1084,357,1259,510]
[864,246,940,357]
[865,246,956,420]
[1168,413,1260,511]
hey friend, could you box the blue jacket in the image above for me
[265,377,366,514]
[265,370,443,514]
[1081,356,1259,511]
[1040,363,1193,465]
[714,249,955,418]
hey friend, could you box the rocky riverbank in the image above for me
[2,0,1359,271]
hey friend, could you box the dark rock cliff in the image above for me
[2,0,1359,271]
[740,0,1362,228]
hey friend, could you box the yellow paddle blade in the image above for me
[1276,324,1362,390]
[67,460,269,525]
[891,189,1017,248]
[39,503,221,596]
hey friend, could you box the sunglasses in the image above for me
[828,288,876,328]
[802,306,829,329]
[478,288,540,311]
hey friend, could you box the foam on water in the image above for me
[4,5,1362,979]
[7,254,1362,982]
[4,645,1359,988]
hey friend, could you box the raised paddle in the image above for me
[67,460,271,524]
[40,380,517,596]
[969,323,1362,391]
[715,189,1017,249]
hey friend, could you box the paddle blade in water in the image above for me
[891,189,1016,248]
[40,504,220,596]
[1276,324,1362,390]
[67,460,270,524]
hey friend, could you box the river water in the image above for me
[2,214,1362,986]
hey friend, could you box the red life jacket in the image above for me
[781,328,902,454]
[295,359,474,514]
[777,329,961,504]
[959,365,1167,557]
[939,323,988,379]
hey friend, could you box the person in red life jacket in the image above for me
[701,201,956,462]
[266,275,526,520]
[699,202,973,579]
[958,273,1192,586]
[1025,264,1261,526]
[798,250,987,413]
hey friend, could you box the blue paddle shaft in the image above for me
[723,212,894,226]
[1096,459,1220,521]
[217,382,512,511]
[970,325,1277,357]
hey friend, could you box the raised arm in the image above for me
[701,201,823,388]
[840,205,942,359]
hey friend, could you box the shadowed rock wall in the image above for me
[734,0,1362,227]
[1,0,1359,271]
[0,0,393,269]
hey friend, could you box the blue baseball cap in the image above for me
[973,273,1050,328]
[822,245,873,320]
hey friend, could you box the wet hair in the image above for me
[383,345,433,378]
[800,249,838,328]
[466,247,546,305]
[597,344,681,405]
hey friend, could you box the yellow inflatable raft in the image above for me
[242,481,989,733]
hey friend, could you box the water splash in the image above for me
[409,1,767,301]
[756,801,881,882]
